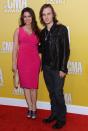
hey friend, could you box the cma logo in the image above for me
[0,69,4,87]
[68,61,82,75]
[0,41,13,53]
[64,93,72,104]
[4,0,27,12]
[47,0,65,4]
[13,87,24,95]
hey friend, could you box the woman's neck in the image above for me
[25,25,32,31]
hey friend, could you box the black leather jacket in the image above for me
[39,23,70,73]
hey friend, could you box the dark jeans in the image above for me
[43,65,67,122]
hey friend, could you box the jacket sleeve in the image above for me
[38,43,42,53]
[60,26,70,73]
[38,31,43,54]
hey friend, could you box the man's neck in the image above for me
[46,22,54,31]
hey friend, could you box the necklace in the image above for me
[45,31,50,41]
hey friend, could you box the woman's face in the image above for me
[23,12,32,25]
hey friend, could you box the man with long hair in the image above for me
[39,4,70,129]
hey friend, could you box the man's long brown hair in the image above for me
[39,4,58,26]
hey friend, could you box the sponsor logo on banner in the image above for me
[0,68,4,87]
[0,41,13,53]
[4,0,27,12]
[46,0,65,4]
[68,61,82,75]
[65,93,72,104]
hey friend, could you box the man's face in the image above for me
[42,7,54,25]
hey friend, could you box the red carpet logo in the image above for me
[4,0,27,12]
[0,69,4,87]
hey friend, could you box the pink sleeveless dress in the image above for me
[17,27,41,89]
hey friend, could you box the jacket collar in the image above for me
[45,23,57,33]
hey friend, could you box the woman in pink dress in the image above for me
[12,7,41,119]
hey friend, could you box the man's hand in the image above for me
[59,71,66,78]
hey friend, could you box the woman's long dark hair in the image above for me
[39,4,58,26]
[20,7,40,37]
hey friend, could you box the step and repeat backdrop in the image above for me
[0,0,88,107]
